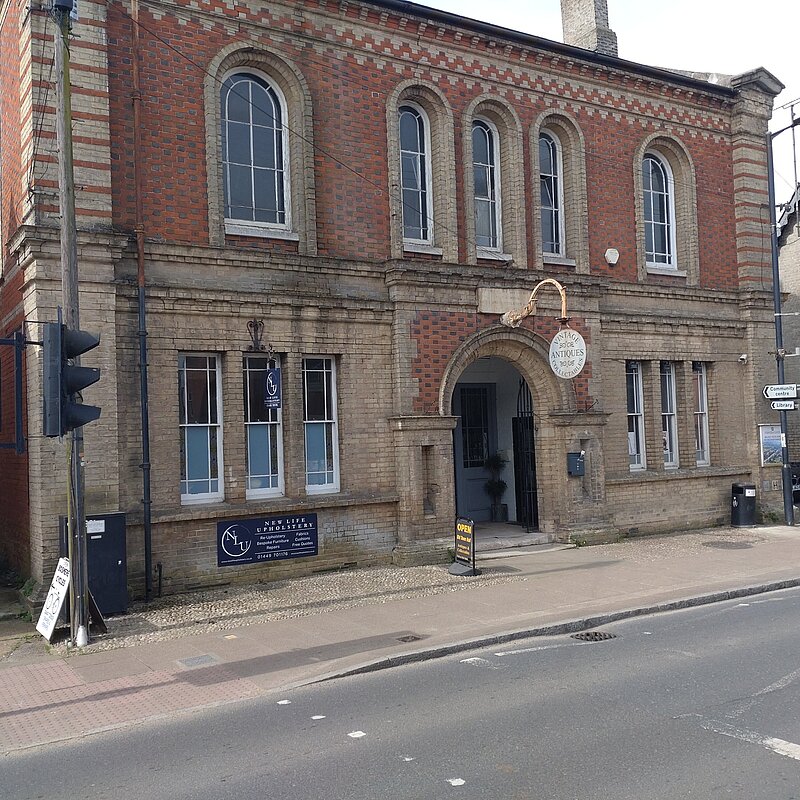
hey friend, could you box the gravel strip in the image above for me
[55,563,523,655]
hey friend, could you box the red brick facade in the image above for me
[0,0,785,590]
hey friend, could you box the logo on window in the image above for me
[264,368,282,409]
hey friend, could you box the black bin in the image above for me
[731,483,756,527]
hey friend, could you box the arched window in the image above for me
[399,104,432,243]
[539,131,564,256]
[472,119,500,251]
[221,73,288,227]
[642,153,676,267]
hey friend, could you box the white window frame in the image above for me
[472,118,502,254]
[179,353,224,504]
[303,356,340,494]
[539,130,565,257]
[660,361,679,468]
[221,69,293,239]
[643,152,677,269]
[693,361,710,466]
[244,355,285,499]
[626,360,646,471]
[399,102,434,246]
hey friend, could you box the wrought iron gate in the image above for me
[512,379,537,531]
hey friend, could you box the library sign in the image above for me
[217,513,318,567]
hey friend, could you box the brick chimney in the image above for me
[561,0,618,57]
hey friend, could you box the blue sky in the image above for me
[419,0,800,202]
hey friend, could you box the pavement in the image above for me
[2,523,800,754]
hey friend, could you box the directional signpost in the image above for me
[771,400,796,411]
[763,384,798,400]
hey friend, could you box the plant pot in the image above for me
[490,503,508,523]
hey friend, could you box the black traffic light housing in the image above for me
[42,322,101,437]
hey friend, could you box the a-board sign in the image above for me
[449,517,480,576]
[217,514,318,567]
[36,557,70,641]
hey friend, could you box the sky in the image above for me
[418,0,800,204]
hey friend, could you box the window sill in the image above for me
[646,264,686,277]
[225,220,300,241]
[246,490,284,501]
[607,465,750,486]
[181,493,225,506]
[477,249,513,263]
[543,253,576,268]
[306,485,340,496]
[139,490,401,525]
[404,242,443,256]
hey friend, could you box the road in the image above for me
[5,588,800,799]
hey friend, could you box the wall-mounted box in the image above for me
[567,452,585,477]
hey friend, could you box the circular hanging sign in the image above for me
[549,328,587,380]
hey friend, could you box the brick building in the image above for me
[0,0,786,597]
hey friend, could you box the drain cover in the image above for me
[571,631,617,642]
[177,653,219,669]
[397,634,422,643]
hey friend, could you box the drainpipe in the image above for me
[131,0,153,599]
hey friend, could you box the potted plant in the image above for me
[484,452,509,522]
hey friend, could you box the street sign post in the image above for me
[771,400,796,411]
[763,384,798,400]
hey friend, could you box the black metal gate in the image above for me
[513,379,538,531]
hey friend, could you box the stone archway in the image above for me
[440,325,573,536]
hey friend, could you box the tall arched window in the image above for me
[221,73,288,227]
[399,104,432,243]
[539,132,564,255]
[472,119,500,251]
[642,153,676,267]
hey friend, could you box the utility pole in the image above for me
[53,0,90,647]
[767,116,800,528]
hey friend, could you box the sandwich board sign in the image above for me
[449,517,480,576]
[36,557,70,641]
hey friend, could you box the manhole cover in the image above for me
[571,631,617,642]
[397,634,422,643]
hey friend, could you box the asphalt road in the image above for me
[5,588,800,799]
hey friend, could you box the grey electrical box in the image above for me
[567,452,585,477]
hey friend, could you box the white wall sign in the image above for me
[36,557,71,641]
[549,328,587,380]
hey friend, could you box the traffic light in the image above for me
[42,322,101,437]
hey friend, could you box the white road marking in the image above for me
[401,756,415,762]
[460,657,501,668]
[737,603,750,607]
[311,715,326,720]
[276,699,291,705]
[643,632,653,635]
[348,731,366,738]
[727,667,800,719]
[702,720,800,761]
[494,642,579,657]
[446,778,466,786]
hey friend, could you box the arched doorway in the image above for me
[440,325,573,547]
[451,357,538,530]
